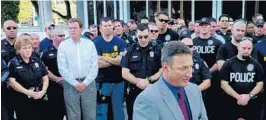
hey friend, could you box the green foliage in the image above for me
[1,1,20,25]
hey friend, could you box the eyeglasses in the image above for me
[240,37,253,42]
[56,34,65,37]
[186,45,193,48]
[159,19,169,23]
[138,35,149,39]
[6,27,18,30]
[150,30,158,33]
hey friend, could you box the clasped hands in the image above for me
[236,94,250,106]
[136,78,150,89]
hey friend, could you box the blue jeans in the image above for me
[96,81,125,120]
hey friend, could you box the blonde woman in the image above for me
[8,33,49,120]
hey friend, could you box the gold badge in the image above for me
[113,45,118,51]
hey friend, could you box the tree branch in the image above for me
[52,9,69,19]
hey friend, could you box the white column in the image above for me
[242,0,246,18]
[212,0,217,19]
[168,0,171,19]
[77,1,85,28]
[217,0,222,20]
[146,0,149,17]
[123,0,127,21]
[93,0,97,25]
[103,0,107,17]
[191,0,195,21]
[119,0,124,21]
[83,0,89,29]
[114,0,117,19]
[38,1,52,31]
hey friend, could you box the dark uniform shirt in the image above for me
[216,29,232,43]
[193,36,223,67]
[190,53,211,85]
[94,36,127,83]
[121,33,135,47]
[157,28,180,48]
[252,35,266,44]
[40,37,53,52]
[1,59,9,82]
[9,55,48,91]
[216,41,258,61]
[255,40,266,76]
[1,39,16,63]
[219,56,264,94]
[121,43,161,79]
[41,46,60,77]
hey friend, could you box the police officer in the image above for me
[1,20,18,120]
[255,36,266,120]
[253,19,266,44]
[121,23,162,120]
[156,11,179,47]
[30,33,41,57]
[217,20,258,71]
[181,38,211,92]
[216,14,232,42]
[220,39,264,120]
[113,20,135,47]
[8,34,49,120]
[41,27,66,120]
[1,59,9,120]
[193,17,223,120]
[94,17,127,120]
[40,23,55,52]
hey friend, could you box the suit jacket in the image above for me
[133,78,208,120]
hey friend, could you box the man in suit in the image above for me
[133,41,208,120]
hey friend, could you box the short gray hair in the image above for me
[161,41,192,65]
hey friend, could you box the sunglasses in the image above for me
[6,27,18,30]
[56,34,65,37]
[186,45,193,48]
[150,30,158,33]
[138,35,149,39]
[159,19,169,23]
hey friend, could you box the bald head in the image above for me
[231,21,247,42]
[181,38,193,51]
[237,39,253,59]
[3,20,18,40]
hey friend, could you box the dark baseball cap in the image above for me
[179,29,191,40]
[199,17,210,25]
[255,19,265,27]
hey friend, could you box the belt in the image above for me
[75,77,86,82]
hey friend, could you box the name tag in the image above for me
[264,57,266,61]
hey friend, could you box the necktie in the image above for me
[178,90,190,120]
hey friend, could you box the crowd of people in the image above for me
[1,11,266,120]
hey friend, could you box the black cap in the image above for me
[255,19,265,27]
[199,17,210,25]
[179,29,191,40]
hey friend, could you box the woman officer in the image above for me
[8,33,49,120]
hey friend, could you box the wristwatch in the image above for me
[147,77,152,83]
[248,93,255,99]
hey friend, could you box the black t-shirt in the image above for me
[9,55,48,90]
[190,53,212,85]
[255,40,266,76]
[219,56,264,94]
[157,28,180,47]
[1,39,16,63]
[252,35,266,44]
[121,43,161,79]
[41,46,61,77]
[193,36,223,67]
[216,29,232,42]
[216,41,258,61]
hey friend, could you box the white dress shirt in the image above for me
[57,37,98,87]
